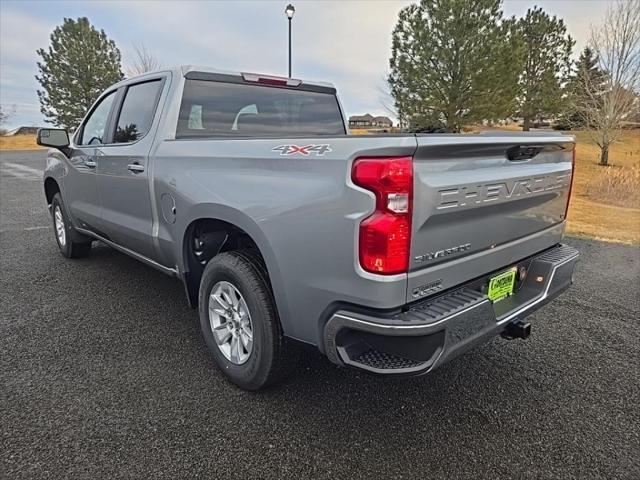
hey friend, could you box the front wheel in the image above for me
[198,250,294,390]
[50,193,92,258]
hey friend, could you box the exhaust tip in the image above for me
[501,320,531,340]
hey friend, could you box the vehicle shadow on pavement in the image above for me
[84,243,553,447]
[6,237,638,479]
[85,241,546,407]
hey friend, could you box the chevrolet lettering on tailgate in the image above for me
[436,173,571,210]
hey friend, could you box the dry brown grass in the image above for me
[2,130,638,243]
[585,163,640,209]
[349,127,403,135]
[356,126,639,244]
[567,130,639,244]
[0,134,43,150]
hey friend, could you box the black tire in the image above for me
[198,250,294,390]
[50,193,92,258]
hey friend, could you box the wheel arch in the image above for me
[178,206,291,335]
[44,176,61,206]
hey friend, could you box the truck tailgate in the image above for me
[408,133,574,302]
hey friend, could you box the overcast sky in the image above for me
[0,0,612,130]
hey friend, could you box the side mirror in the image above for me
[37,128,70,149]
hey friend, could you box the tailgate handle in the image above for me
[507,145,543,161]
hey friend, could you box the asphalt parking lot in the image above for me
[1,149,639,479]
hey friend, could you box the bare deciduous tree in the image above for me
[577,0,639,166]
[126,43,162,77]
[0,104,17,134]
[377,73,401,129]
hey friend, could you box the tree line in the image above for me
[389,0,639,165]
[29,1,638,167]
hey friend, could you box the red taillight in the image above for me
[352,156,413,275]
[565,146,576,220]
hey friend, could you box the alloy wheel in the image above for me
[208,281,254,365]
[54,205,66,247]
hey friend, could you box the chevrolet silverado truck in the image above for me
[38,66,579,390]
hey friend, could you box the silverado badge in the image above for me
[414,243,472,263]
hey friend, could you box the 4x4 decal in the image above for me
[272,144,332,156]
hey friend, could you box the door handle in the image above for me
[127,163,145,173]
[85,160,97,168]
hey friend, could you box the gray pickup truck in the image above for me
[38,66,579,390]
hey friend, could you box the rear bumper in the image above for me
[323,244,579,375]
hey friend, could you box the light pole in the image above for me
[285,4,295,77]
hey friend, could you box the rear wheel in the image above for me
[50,193,92,258]
[198,250,294,390]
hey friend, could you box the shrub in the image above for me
[585,163,640,209]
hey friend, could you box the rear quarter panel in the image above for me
[150,135,417,345]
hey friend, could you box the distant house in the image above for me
[5,126,40,136]
[348,114,393,129]
[349,114,374,127]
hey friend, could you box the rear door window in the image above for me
[113,80,163,143]
[177,79,345,138]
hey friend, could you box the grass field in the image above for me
[0,134,42,150]
[351,127,639,244]
[1,130,638,243]
[568,130,640,244]
[568,130,639,244]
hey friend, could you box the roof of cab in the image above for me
[179,65,336,90]
[113,65,336,93]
